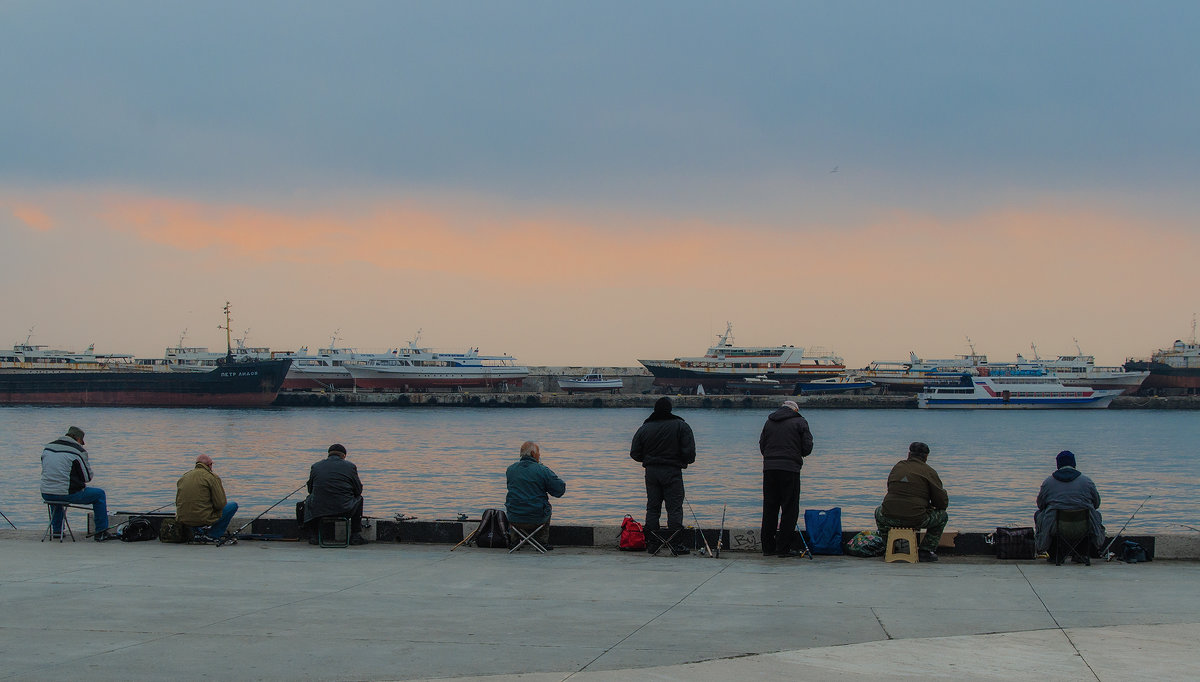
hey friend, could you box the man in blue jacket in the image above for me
[505,441,566,550]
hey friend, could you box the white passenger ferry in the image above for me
[918,374,1123,409]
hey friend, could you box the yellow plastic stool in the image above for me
[885,528,919,563]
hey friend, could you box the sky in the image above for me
[2,2,1199,368]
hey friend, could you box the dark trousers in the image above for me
[761,469,801,554]
[644,465,685,532]
[296,498,364,538]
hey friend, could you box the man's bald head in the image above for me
[195,454,214,467]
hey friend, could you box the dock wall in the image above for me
[100,513,1191,559]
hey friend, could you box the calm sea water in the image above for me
[1,406,1196,533]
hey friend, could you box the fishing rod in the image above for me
[685,498,714,558]
[714,504,726,559]
[0,505,16,529]
[85,502,175,538]
[217,483,307,547]
[1101,494,1152,559]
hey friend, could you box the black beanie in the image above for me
[1056,450,1076,469]
[328,443,347,455]
[654,397,673,413]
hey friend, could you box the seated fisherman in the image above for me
[874,441,949,562]
[1034,450,1105,555]
[505,441,566,550]
[300,443,367,545]
[175,454,238,542]
[40,426,114,541]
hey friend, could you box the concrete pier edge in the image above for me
[77,513,1199,559]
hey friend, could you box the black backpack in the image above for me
[120,518,157,542]
[474,509,511,548]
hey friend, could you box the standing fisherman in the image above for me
[759,400,814,557]
[630,397,696,555]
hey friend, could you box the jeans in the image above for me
[43,488,109,533]
[205,502,239,538]
[761,470,801,554]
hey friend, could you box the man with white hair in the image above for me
[176,454,238,542]
[505,441,566,550]
[759,399,814,557]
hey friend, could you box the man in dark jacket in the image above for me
[630,397,696,554]
[300,443,366,545]
[505,441,566,549]
[759,400,814,557]
[874,441,949,562]
[1034,450,1105,554]
[40,426,114,541]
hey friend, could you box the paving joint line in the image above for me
[563,560,735,680]
[1016,564,1101,682]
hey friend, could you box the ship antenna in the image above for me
[219,302,233,361]
[24,326,34,346]
[965,336,976,357]
[1030,342,1041,361]
[178,329,188,349]
[1193,313,1197,344]
[330,329,340,348]
[718,322,733,347]
[1073,337,1083,355]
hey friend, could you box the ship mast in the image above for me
[219,302,233,362]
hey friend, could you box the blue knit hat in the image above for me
[1056,450,1076,469]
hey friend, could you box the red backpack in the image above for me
[619,514,647,551]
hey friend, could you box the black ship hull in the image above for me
[1123,360,1200,391]
[0,359,292,407]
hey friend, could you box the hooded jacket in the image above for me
[759,407,814,472]
[505,454,566,524]
[1034,466,1104,551]
[880,455,949,523]
[40,436,93,496]
[630,411,696,469]
[175,462,228,526]
[304,454,364,522]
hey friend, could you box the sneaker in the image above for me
[777,548,804,558]
[93,530,116,542]
[918,549,939,563]
[190,533,215,544]
[349,534,368,546]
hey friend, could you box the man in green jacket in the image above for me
[505,441,565,550]
[874,442,949,562]
[176,454,238,542]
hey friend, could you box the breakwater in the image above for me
[273,391,1200,409]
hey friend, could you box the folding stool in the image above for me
[508,523,547,554]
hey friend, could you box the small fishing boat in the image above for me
[918,374,1123,409]
[796,376,875,395]
[557,373,623,394]
[726,375,794,395]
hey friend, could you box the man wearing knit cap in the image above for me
[630,397,696,554]
[759,399,814,557]
[1034,450,1105,556]
[874,442,949,562]
[300,443,367,545]
[40,426,115,541]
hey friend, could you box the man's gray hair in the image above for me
[520,441,539,458]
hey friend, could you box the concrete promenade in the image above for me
[1,534,1197,681]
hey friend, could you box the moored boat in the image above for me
[345,332,528,391]
[918,374,1122,409]
[556,373,623,394]
[638,323,844,391]
[726,375,793,395]
[1124,336,1200,393]
[797,375,875,395]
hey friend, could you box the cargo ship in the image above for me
[638,323,845,392]
[0,343,291,407]
[1124,338,1200,393]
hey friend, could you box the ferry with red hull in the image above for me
[638,323,845,391]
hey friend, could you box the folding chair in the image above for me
[647,528,682,556]
[1053,508,1092,566]
[42,503,91,542]
[508,523,547,554]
